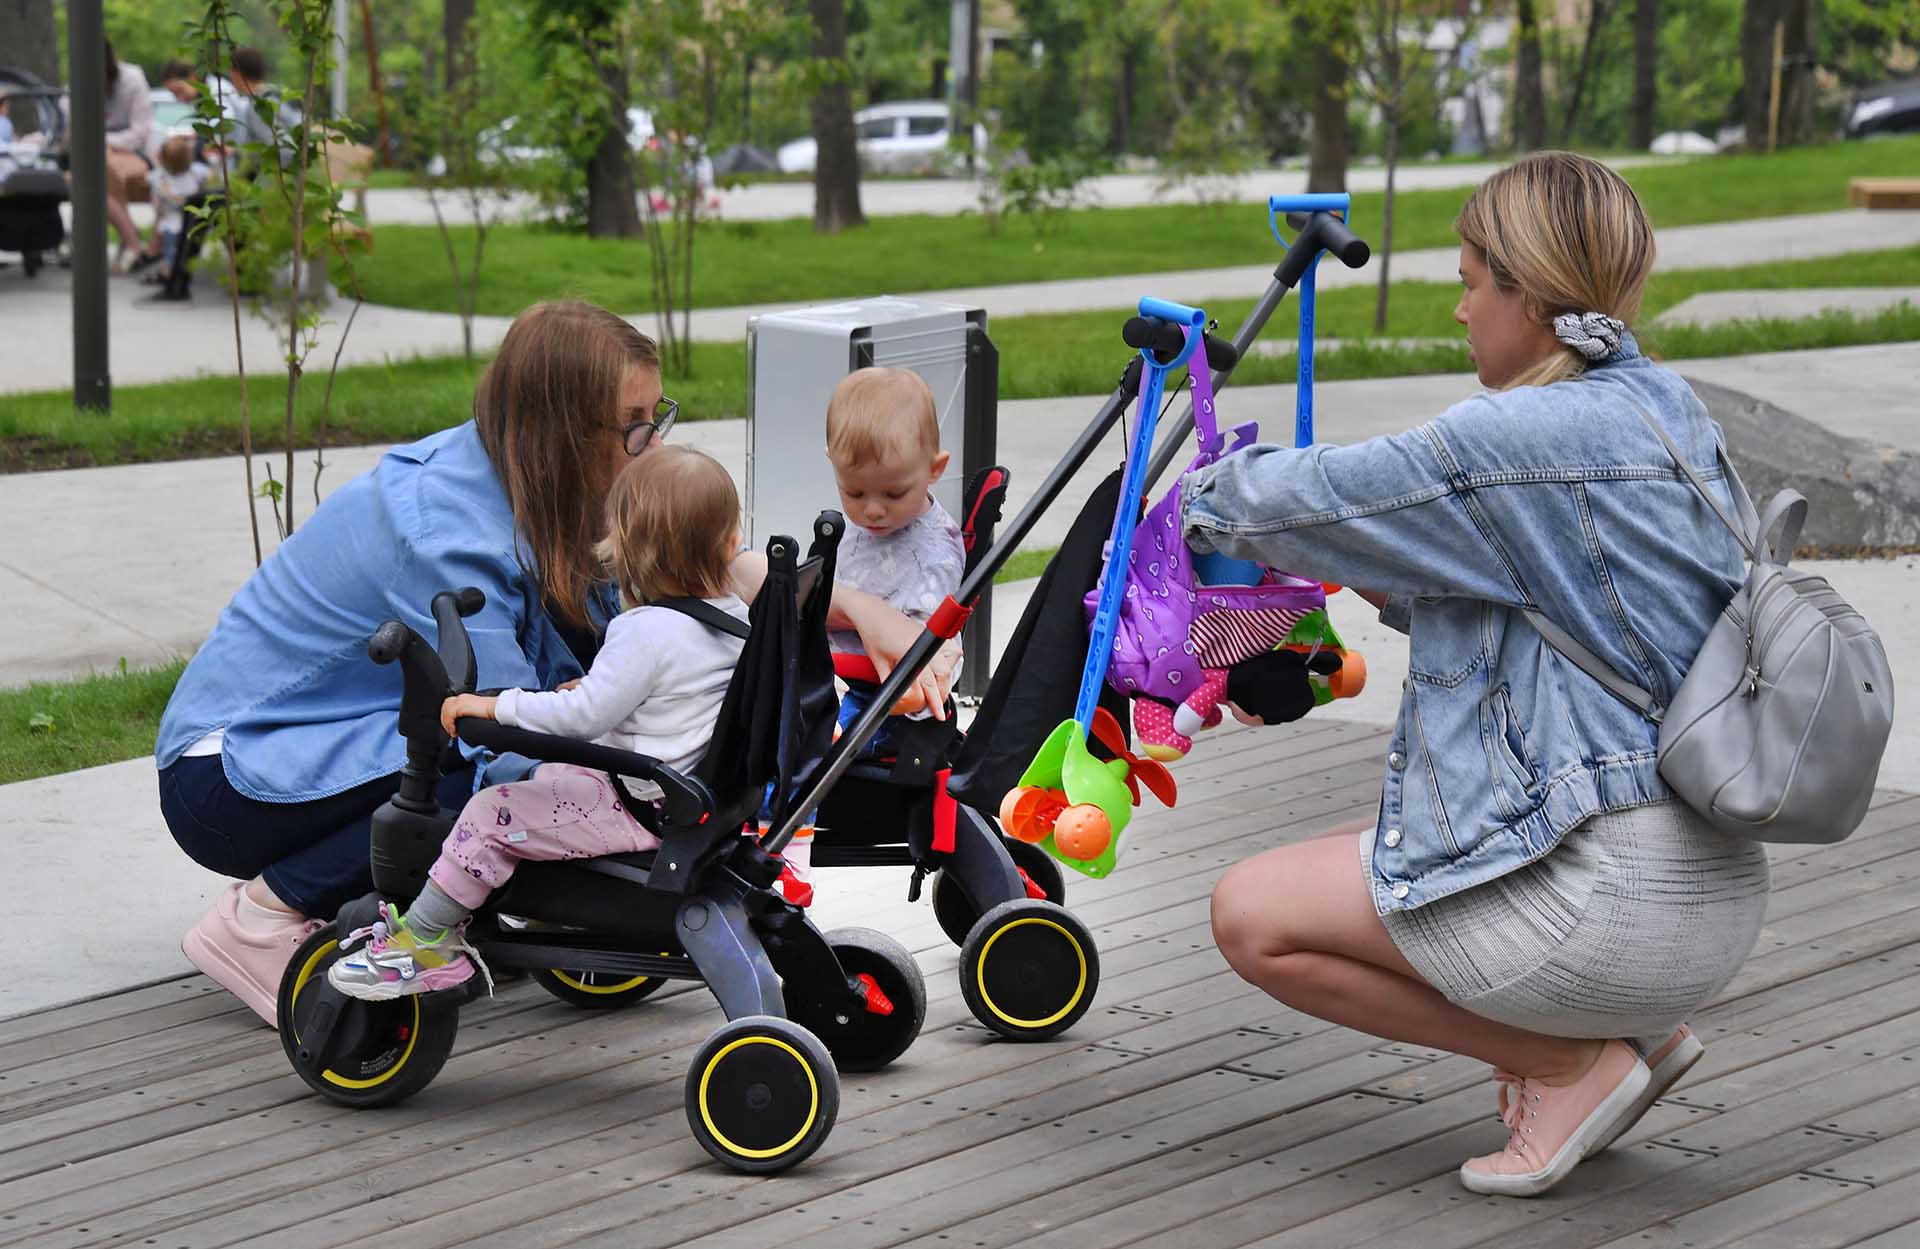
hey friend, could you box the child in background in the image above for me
[329,446,751,1000]
[140,134,210,282]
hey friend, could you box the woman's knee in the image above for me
[1210,859,1297,973]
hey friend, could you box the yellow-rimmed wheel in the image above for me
[277,923,459,1108]
[533,967,668,1010]
[959,899,1100,1041]
[685,1016,838,1174]
[931,837,1069,947]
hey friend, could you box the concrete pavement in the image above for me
[8,208,1920,396]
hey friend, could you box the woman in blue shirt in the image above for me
[158,300,943,1027]
[1190,154,1769,1198]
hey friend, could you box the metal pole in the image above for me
[332,0,350,119]
[67,0,110,413]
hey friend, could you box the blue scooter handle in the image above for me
[1137,296,1206,327]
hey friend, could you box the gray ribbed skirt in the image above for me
[1366,801,1771,1041]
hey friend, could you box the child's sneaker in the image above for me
[327,903,480,1000]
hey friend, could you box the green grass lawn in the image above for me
[0,660,186,786]
[6,246,1916,472]
[345,138,1920,318]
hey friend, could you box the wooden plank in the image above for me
[1578,1171,1872,1249]
[1805,1123,1920,1185]
[1850,177,1920,210]
[1645,1167,1920,1249]
[1663,1051,1920,1155]
[0,976,232,1047]
[0,983,250,1070]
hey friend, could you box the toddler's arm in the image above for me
[492,611,661,743]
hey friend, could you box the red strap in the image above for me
[1016,866,1047,900]
[933,768,957,854]
[928,595,972,640]
[962,468,1007,554]
[833,653,882,684]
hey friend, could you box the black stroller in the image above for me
[0,67,69,277]
[278,516,929,1174]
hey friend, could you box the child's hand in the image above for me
[440,693,499,739]
[556,678,583,692]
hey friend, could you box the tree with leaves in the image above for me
[1305,0,1355,193]
[1,0,59,84]
[528,0,641,238]
[1742,0,1817,148]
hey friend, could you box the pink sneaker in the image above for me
[1585,1025,1706,1157]
[181,882,322,1027]
[1460,1040,1650,1197]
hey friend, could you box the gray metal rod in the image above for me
[67,0,111,412]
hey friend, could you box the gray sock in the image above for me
[405,883,472,940]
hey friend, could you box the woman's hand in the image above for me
[556,678,583,692]
[440,693,499,739]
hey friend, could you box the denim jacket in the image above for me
[157,423,610,803]
[1182,335,1747,914]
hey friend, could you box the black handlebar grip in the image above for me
[452,586,485,616]
[430,590,479,695]
[1316,213,1371,269]
[1122,316,1155,350]
[1203,334,1239,371]
[368,620,411,664]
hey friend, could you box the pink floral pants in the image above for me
[427,763,661,909]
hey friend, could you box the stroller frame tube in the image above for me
[764,208,1365,855]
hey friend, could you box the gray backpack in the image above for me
[1520,409,1895,845]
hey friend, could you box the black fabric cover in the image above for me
[948,469,1131,810]
[697,516,843,829]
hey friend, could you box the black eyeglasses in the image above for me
[619,397,678,456]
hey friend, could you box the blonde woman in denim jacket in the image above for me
[1187,152,1769,1198]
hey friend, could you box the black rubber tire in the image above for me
[685,1015,839,1174]
[277,923,460,1109]
[533,967,669,1010]
[958,898,1100,1041]
[783,927,927,1073]
[930,836,1069,948]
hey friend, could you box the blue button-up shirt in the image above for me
[157,422,608,802]
[1182,336,1746,913]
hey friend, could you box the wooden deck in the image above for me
[5,717,1920,1248]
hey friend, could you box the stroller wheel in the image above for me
[784,927,926,1072]
[930,838,1068,948]
[534,967,668,1010]
[959,899,1100,1041]
[277,923,460,1108]
[686,1016,839,1174]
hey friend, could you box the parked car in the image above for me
[775,100,987,176]
[478,106,659,167]
[1845,80,1920,139]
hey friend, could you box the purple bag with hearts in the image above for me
[1086,348,1325,705]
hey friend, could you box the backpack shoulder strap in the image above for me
[1633,407,1759,560]
[652,597,751,640]
[1518,608,1664,723]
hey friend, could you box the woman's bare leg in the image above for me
[103,151,144,251]
[1211,831,1602,1084]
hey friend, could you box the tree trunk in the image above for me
[1780,0,1818,146]
[1307,21,1350,194]
[1630,0,1657,148]
[0,0,59,85]
[808,0,864,233]
[1513,0,1546,150]
[1557,0,1617,146]
[585,16,643,239]
[1741,0,1780,147]
[1113,41,1137,155]
[444,0,476,89]
[1374,110,1398,333]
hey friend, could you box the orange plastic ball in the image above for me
[1052,805,1113,860]
[1001,786,1064,843]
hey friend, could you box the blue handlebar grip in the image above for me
[1137,296,1206,327]
[1269,192,1352,216]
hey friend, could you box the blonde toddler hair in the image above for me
[159,134,196,176]
[1453,151,1656,390]
[597,446,739,607]
[825,367,939,468]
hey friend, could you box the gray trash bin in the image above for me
[746,295,999,695]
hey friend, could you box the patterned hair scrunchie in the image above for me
[1552,311,1626,362]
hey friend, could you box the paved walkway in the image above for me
[8,209,1920,395]
[1656,286,1920,326]
[353,156,1670,227]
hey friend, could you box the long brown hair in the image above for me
[597,446,740,607]
[1453,151,1656,389]
[475,301,660,627]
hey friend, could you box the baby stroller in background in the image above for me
[0,67,70,278]
[278,515,930,1175]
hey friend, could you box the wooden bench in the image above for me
[1849,177,1920,210]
